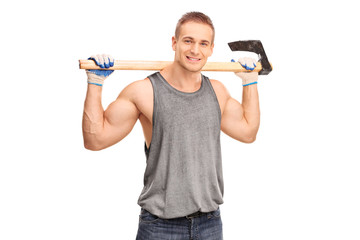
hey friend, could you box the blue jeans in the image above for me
[136,207,223,240]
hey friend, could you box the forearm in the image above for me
[242,84,260,137]
[82,84,105,149]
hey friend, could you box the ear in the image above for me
[172,36,177,51]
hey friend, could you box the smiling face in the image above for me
[172,21,214,73]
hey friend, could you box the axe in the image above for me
[79,40,272,75]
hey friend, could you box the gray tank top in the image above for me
[137,72,224,219]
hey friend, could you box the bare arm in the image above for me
[82,84,140,150]
[220,76,260,143]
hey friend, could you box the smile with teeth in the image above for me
[186,56,201,62]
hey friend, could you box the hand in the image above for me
[234,57,258,86]
[86,54,115,86]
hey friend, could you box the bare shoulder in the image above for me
[209,79,230,100]
[115,78,153,117]
[117,78,153,102]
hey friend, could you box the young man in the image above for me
[82,12,260,240]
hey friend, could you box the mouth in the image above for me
[186,56,201,62]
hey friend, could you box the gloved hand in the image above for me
[233,57,258,86]
[86,54,115,86]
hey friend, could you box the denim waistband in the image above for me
[141,207,219,220]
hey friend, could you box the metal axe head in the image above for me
[228,40,272,75]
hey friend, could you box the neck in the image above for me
[160,62,202,92]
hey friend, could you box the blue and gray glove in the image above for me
[86,54,115,86]
[232,57,258,86]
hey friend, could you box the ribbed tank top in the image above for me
[137,72,224,219]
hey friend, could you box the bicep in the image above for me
[100,87,140,149]
[221,97,251,142]
[211,79,254,143]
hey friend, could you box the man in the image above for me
[82,12,260,240]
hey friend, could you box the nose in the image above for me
[190,43,199,55]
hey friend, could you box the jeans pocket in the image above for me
[139,209,160,223]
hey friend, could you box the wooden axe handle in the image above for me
[79,60,267,72]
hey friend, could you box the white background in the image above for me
[1,0,359,239]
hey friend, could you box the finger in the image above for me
[89,55,100,66]
[250,58,257,69]
[244,57,255,70]
[253,60,257,68]
[96,54,105,68]
[238,58,246,68]
[108,55,114,67]
[246,57,258,70]
[102,54,110,68]
[239,58,251,70]
[245,58,256,71]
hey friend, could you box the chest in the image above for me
[158,94,220,131]
[136,79,226,125]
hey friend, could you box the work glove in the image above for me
[233,57,258,86]
[86,54,115,86]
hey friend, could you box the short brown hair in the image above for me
[175,12,215,43]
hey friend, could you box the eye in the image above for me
[201,42,209,47]
[184,39,192,44]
